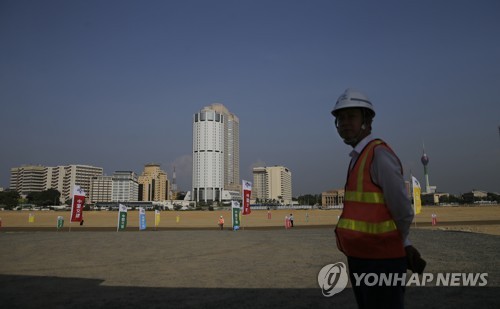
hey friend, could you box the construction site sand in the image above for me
[0,206,499,308]
[1,205,499,234]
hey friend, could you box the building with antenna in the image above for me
[170,166,178,200]
[421,144,436,194]
[419,144,447,205]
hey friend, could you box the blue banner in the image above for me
[139,207,147,230]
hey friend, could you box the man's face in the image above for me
[335,108,365,146]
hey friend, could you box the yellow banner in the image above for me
[412,176,422,214]
[155,210,160,227]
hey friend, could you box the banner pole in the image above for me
[411,172,417,228]
[69,193,74,232]
[117,207,120,232]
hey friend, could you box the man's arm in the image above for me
[371,146,414,246]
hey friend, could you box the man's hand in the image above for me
[405,245,426,274]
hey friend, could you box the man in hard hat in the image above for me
[331,89,425,309]
[218,215,224,230]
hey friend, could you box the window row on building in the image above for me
[10,164,104,202]
[252,165,293,205]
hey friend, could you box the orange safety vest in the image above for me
[218,218,224,225]
[335,139,406,259]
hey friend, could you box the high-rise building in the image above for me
[138,164,168,202]
[252,167,267,202]
[62,165,104,202]
[89,175,113,203]
[252,166,292,205]
[45,166,65,194]
[10,164,103,202]
[89,171,139,204]
[112,171,139,202]
[9,165,46,195]
[192,103,240,202]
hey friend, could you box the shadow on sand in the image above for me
[1,274,499,309]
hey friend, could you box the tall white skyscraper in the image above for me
[192,103,240,202]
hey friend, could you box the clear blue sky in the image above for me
[1,0,499,196]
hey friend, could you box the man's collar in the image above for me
[349,134,374,157]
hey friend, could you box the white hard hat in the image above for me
[331,88,375,117]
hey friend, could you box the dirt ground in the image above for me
[0,206,499,308]
[1,205,499,234]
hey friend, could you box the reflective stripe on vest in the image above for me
[337,218,397,234]
[354,139,382,193]
[335,138,405,259]
[344,191,385,204]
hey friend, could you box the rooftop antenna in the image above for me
[172,166,178,193]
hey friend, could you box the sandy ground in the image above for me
[0,206,499,308]
[1,206,499,234]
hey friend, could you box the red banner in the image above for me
[70,186,85,222]
[242,180,252,215]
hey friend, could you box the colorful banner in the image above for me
[155,210,161,228]
[70,185,86,222]
[231,200,241,230]
[118,204,128,231]
[242,180,252,215]
[139,207,146,230]
[412,176,422,214]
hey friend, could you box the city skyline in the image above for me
[1,1,499,196]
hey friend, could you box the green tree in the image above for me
[27,189,61,206]
[297,194,321,205]
[0,190,21,209]
[487,193,500,203]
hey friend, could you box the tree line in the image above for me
[0,189,62,209]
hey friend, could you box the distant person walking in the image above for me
[289,213,294,227]
[218,215,224,230]
[331,89,425,309]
